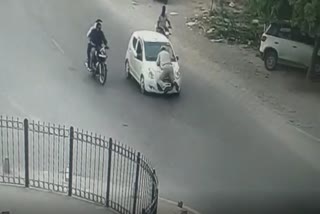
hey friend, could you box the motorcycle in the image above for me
[155,25,172,38]
[156,75,180,94]
[85,44,109,85]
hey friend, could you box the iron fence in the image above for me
[0,116,158,214]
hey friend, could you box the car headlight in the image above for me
[148,68,155,79]
[175,70,181,79]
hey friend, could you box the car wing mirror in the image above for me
[133,51,137,58]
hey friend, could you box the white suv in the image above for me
[259,22,320,71]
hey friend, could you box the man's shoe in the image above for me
[174,82,180,92]
[164,87,171,94]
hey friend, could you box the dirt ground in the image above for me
[167,0,320,139]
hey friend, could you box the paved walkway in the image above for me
[0,185,198,214]
[0,185,116,214]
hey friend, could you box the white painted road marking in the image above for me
[51,38,65,55]
[5,94,41,122]
[295,127,320,143]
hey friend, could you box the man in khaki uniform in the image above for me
[156,46,174,91]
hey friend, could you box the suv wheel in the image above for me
[264,50,278,71]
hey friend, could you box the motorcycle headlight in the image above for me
[148,68,155,79]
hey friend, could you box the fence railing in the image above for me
[0,116,158,214]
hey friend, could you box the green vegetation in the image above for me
[188,1,265,47]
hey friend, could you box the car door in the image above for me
[132,40,144,79]
[276,26,295,63]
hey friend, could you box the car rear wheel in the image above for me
[264,50,278,71]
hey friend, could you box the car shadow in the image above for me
[126,77,181,100]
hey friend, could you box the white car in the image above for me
[125,30,181,95]
[260,22,320,72]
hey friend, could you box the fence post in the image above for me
[106,138,113,207]
[68,126,74,197]
[153,189,158,214]
[152,169,158,214]
[132,152,141,214]
[151,169,156,202]
[24,119,29,188]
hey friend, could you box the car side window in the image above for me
[278,27,292,40]
[132,37,137,49]
[136,41,143,61]
[266,24,279,36]
[290,28,315,46]
[291,27,304,43]
[300,32,315,46]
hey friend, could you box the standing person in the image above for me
[86,19,102,66]
[157,5,172,35]
[156,46,175,92]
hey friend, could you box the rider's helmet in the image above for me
[96,22,102,31]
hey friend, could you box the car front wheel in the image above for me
[264,50,278,71]
[125,60,131,79]
[140,76,146,95]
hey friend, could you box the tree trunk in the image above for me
[211,0,214,11]
[307,36,320,80]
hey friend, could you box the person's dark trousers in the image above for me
[87,42,94,67]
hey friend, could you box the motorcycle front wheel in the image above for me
[98,63,107,85]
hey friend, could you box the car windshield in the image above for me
[144,42,176,62]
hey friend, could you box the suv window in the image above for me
[266,23,315,46]
[266,24,279,36]
[289,27,314,46]
[278,27,292,40]
[299,32,315,46]
[132,37,137,48]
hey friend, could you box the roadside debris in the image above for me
[210,38,224,43]
[186,21,197,27]
[187,0,264,47]
[170,12,179,16]
[206,28,215,34]
[229,1,235,8]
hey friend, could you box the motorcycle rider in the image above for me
[157,5,172,35]
[87,19,102,37]
[156,46,175,92]
[87,22,108,70]
[86,19,102,66]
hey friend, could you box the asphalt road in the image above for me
[1,0,320,213]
